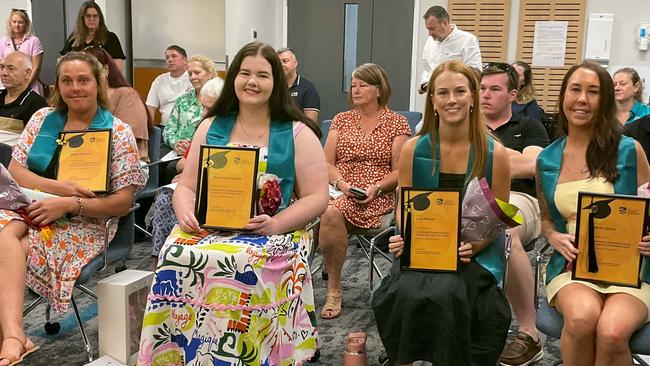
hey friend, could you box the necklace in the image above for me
[237,118,268,138]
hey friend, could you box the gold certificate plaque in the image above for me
[56,129,112,193]
[400,187,461,272]
[195,145,259,231]
[572,192,649,288]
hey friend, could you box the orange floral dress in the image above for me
[0,108,146,312]
[330,107,410,228]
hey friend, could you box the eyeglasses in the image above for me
[483,62,513,73]
[12,8,27,14]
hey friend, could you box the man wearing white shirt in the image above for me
[146,45,192,126]
[418,6,482,94]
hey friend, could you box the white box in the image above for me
[85,355,126,366]
[98,270,154,366]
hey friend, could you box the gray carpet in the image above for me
[21,237,563,366]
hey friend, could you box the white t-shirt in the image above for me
[420,24,482,85]
[145,71,192,125]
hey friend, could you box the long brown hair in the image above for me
[419,61,488,179]
[513,61,536,104]
[207,41,321,138]
[71,2,109,48]
[558,62,621,182]
[50,51,110,114]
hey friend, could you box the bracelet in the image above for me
[333,177,345,190]
[375,184,383,196]
[74,196,84,216]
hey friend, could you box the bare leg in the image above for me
[505,226,538,338]
[555,283,604,366]
[0,220,29,365]
[318,206,348,318]
[594,293,647,366]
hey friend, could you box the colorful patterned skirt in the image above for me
[138,226,318,366]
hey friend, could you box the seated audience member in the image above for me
[83,46,151,162]
[138,41,327,365]
[277,47,321,122]
[537,62,650,366]
[511,61,543,122]
[149,78,223,266]
[613,67,650,124]
[480,63,549,366]
[319,63,410,319]
[161,54,220,184]
[0,51,47,146]
[373,60,511,366]
[0,9,45,96]
[145,45,192,126]
[60,1,126,72]
[0,51,144,366]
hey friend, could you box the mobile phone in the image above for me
[349,187,368,199]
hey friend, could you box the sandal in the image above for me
[320,291,342,319]
[0,337,39,366]
[344,332,367,366]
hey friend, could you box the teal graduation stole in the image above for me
[537,135,649,284]
[205,114,295,212]
[412,133,504,282]
[27,107,114,176]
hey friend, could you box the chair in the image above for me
[23,204,139,363]
[320,119,332,146]
[533,243,650,366]
[135,126,162,237]
[395,111,423,135]
[0,142,12,168]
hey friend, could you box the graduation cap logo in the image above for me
[206,150,229,169]
[406,192,433,211]
[57,133,86,148]
[582,198,615,273]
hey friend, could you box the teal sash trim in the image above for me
[538,135,648,284]
[27,107,114,175]
[411,133,504,281]
[206,114,295,212]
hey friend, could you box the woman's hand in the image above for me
[459,242,474,263]
[547,230,577,261]
[26,197,75,226]
[177,209,200,234]
[54,181,96,198]
[175,140,191,155]
[354,185,379,205]
[638,235,650,256]
[388,234,404,257]
[244,214,279,236]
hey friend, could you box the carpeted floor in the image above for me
[22,237,565,366]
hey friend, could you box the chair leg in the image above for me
[71,294,93,362]
[76,284,98,300]
[23,296,47,317]
[135,223,153,238]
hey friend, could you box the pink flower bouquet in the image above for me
[461,177,522,243]
[257,174,283,216]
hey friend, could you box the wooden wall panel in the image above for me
[449,0,510,63]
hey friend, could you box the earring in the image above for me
[434,110,439,118]
[470,106,474,114]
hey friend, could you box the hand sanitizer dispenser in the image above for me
[638,23,650,51]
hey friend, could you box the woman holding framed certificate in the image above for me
[0,51,145,365]
[138,42,328,366]
[371,61,512,366]
[537,62,650,366]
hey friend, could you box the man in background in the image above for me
[146,45,192,126]
[0,51,47,146]
[277,47,321,123]
[419,6,482,94]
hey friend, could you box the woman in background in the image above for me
[511,61,543,122]
[61,1,126,71]
[613,67,650,124]
[0,9,44,96]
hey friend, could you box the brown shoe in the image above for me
[499,332,543,366]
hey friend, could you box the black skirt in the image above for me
[372,260,511,366]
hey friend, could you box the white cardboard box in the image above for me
[98,270,154,366]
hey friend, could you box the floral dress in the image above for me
[162,90,203,148]
[330,107,411,228]
[139,128,318,366]
[0,108,146,312]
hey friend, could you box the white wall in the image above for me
[225,0,281,67]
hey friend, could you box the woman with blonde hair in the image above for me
[512,60,543,122]
[614,67,650,124]
[0,9,45,96]
[372,60,512,365]
[60,1,126,71]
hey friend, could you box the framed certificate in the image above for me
[399,187,461,272]
[572,192,649,288]
[195,145,259,231]
[56,129,112,193]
